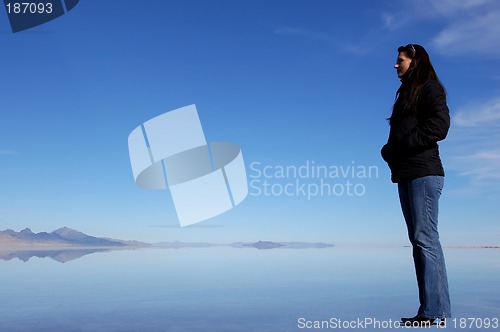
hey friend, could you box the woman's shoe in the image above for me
[401,315,436,327]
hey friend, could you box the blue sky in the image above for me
[1,0,499,245]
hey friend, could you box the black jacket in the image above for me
[381,80,450,183]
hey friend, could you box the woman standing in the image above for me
[381,44,451,326]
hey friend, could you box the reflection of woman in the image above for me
[381,44,451,326]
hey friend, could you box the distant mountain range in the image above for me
[0,228,334,250]
[154,240,335,250]
[0,227,151,263]
[0,227,148,248]
[0,227,335,263]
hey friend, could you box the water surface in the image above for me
[1,246,498,331]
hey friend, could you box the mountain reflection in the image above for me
[0,249,110,263]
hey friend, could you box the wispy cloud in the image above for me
[447,97,500,192]
[453,98,500,127]
[426,0,494,16]
[454,152,500,180]
[432,11,500,56]
[381,0,500,57]
[380,13,398,31]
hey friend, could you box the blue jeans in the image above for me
[398,175,451,319]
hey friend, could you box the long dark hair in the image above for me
[390,44,446,124]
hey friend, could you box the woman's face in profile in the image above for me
[394,51,412,78]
